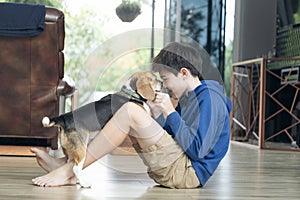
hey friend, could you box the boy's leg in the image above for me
[32,161,77,187]
[30,147,67,172]
[132,132,200,189]
[32,102,164,187]
[84,102,164,168]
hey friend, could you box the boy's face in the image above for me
[159,70,187,99]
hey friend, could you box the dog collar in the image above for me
[120,85,145,103]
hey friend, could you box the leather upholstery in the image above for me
[0,7,74,149]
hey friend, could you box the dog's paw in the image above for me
[78,177,92,188]
[73,165,91,188]
[42,116,50,127]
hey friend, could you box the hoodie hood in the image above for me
[195,80,232,113]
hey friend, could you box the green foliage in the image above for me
[116,0,141,15]
[2,0,62,7]
[180,7,205,42]
[1,0,158,105]
[294,12,300,24]
[115,0,142,22]
[293,0,300,24]
[63,8,107,103]
[95,49,151,92]
[2,0,107,104]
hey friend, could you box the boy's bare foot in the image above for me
[30,147,67,172]
[32,162,76,187]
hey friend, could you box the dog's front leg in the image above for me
[73,157,91,188]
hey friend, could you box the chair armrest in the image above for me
[57,75,75,96]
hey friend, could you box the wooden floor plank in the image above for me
[0,142,300,199]
[0,145,46,156]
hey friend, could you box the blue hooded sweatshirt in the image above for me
[157,80,232,186]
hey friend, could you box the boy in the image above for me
[32,42,232,188]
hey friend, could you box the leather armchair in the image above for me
[0,7,75,149]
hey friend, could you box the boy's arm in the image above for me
[165,98,226,160]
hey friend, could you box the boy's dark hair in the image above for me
[152,42,204,80]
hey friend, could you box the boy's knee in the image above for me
[120,102,144,113]
[118,102,145,119]
[121,101,138,109]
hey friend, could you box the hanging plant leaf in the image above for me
[116,0,141,22]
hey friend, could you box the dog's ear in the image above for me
[129,75,138,91]
[136,77,156,101]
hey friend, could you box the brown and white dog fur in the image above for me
[42,71,162,187]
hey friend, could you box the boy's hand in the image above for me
[147,92,175,118]
[146,100,162,119]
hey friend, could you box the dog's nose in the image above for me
[156,80,163,91]
[156,80,169,94]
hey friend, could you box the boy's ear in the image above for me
[180,67,190,78]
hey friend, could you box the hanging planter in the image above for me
[116,0,141,22]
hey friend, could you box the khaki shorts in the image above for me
[132,131,200,189]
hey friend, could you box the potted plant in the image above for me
[116,0,141,22]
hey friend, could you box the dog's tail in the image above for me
[42,116,53,127]
[42,116,64,128]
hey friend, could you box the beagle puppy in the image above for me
[42,71,162,187]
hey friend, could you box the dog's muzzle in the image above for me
[155,80,163,91]
[155,80,169,95]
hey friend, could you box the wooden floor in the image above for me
[0,142,300,200]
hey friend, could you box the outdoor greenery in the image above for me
[3,0,153,105]
[2,0,233,104]
[3,0,62,7]
[3,0,104,104]
[293,0,300,24]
